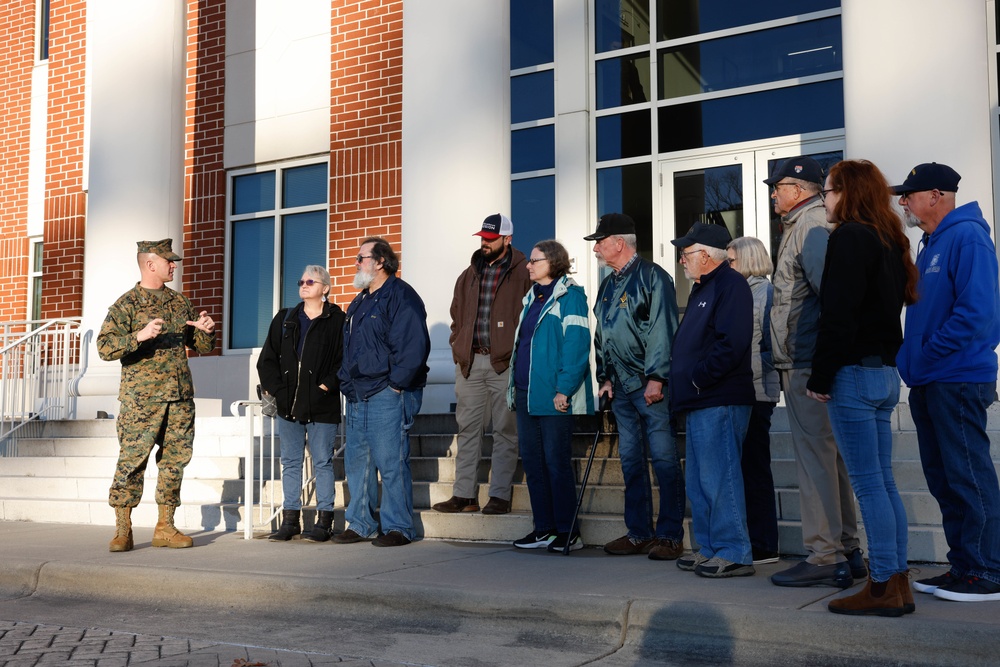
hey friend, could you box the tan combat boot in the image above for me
[108,507,133,552]
[152,505,194,548]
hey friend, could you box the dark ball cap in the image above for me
[891,163,961,195]
[763,156,824,186]
[670,222,732,250]
[584,212,636,241]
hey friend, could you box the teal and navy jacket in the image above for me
[507,275,594,415]
[593,256,679,394]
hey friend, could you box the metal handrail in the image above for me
[0,319,84,455]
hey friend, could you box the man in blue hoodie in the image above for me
[894,163,1000,602]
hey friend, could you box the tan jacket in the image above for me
[769,196,834,369]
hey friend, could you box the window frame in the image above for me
[223,156,330,353]
[28,237,43,321]
[37,0,50,62]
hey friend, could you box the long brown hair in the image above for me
[826,160,919,305]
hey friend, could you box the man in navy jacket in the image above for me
[670,222,756,578]
[334,237,430,548]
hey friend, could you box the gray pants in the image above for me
[452,355,518,501]
[781,368,860,565]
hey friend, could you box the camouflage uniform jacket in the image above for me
[97,283,215,403]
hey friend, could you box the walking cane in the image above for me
[563,394,613,555]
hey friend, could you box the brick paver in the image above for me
[0,620,418,666]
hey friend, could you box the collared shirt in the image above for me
[614,252,639,280]
[473,250,511,350]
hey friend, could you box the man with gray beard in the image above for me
[334,237,430,547]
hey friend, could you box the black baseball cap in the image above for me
[891,163,961,195]
[763,156,824,186]
[670,222,732,250]
[584,212,636,241]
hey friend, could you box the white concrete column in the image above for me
[841,0,994,223]
[78,1,187,410]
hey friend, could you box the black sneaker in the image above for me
[547,532,582,553]
[513,530,556,549]
[932,576,1000,602]
[752,547,780,565]
[695,556,755,578]
[913,571,959,594]
[846,548,868,579]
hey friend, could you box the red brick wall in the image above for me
[183,0,226,354]
[42,0,87,320]
[0,1,35,320]
[329,0,403,304]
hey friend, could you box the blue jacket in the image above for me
[669,261,754,412]
[507,276,594,416]
[339,275,430,401]
[897,202,1000,386]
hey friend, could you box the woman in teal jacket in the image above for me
[507,240,594,553]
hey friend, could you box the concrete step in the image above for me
[0,456,242,479]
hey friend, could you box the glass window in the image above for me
[228,161,328,349]
[765,150,842,267]
[232,172,276,215]
[29,239,43,320]
[511,125,555,173]
[595,0,650,53]
[38,0,50,61]
[511,71,555,123]
[597,110,651,161]
[511,0,554,69]
[282,164,328,208]
[658,79,843,152]
[596,55,651,109]
[596,163,653,260]
[657,0,839,41]
[511,176,556,254]
[658,18,841,100]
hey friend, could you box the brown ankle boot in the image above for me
[152,505,193,548]
[828,576,905,617]
[894,571,916,614]
[109,507,133,553]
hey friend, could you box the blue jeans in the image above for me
[741,401,779,553]
[343,387,421,539]
[826,365,907,582]
[685,405,752,564]
[515,389,578,534]
[910,381,1000,585]
[277,418,338,511]
[612,385,685,541]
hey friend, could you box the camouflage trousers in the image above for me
[108,398,195,508]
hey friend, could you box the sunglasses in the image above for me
[297,279,323,287]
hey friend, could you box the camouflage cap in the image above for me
[137,239,182,261]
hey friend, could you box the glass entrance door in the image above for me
[658,142,843,309]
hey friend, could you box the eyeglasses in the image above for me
[821,188,836,196]
[679,248,705,261]
[899,190,935,203]
[356,254,373,263]
[527,257,548,265]
[771,182,799,192]
[726,257,736,265]
[297,279,323,287]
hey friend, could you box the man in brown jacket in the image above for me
[433,214,532,515]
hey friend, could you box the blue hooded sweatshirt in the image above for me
[897,201,1000,386]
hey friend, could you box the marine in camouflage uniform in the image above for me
[97,239,215,552]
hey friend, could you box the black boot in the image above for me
[268,509,301,541]
[304,510,335,542]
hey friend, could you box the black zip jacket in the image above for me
[257,301,346,423]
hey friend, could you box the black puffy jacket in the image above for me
[256,301,345,423]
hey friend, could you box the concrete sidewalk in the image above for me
[0,521,995,666]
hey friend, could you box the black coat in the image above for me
[257,301,345,423]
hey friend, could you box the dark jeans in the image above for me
[741,401,779,553]
[515,389,578,534]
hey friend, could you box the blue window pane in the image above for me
[230,218,275,349]
[596,110,651,161]
[658,18,841,99]
[511,177,555,254]
[595,0,650,53]
[657,0,840,40]
[596,163,652,259]
[511,71,555,123]
[596,55,650,109]
[283,163,328,208]
[511,0,553,69]
[280,211,328,309]
[511,125,555,173]
[232,172,276,215]
[658,80,844,152]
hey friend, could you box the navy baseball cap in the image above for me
[891,163,961,195]
[670,222,732,250]
[763,156,824,186]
